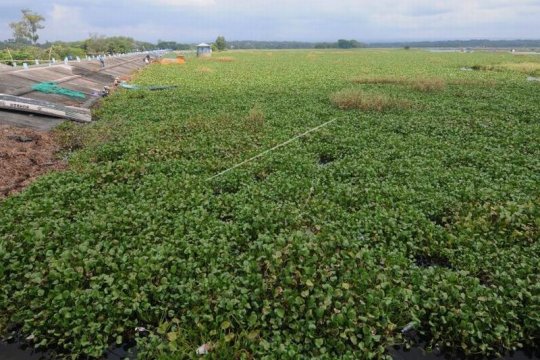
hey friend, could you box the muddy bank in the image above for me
[0,125,66,199]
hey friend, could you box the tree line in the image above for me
[367,39,540,49]
[225,39,365,49]
[3,8,539,65]
[315,40,366,49]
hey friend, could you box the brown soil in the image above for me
[0,125,66,199]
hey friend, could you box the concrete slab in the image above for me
[0,54,151,130]
[0,110,65,131]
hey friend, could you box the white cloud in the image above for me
[0,0,539,42]
[40,4,94,41]
[140,0,215,6]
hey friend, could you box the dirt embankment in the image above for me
[0,125,66,199]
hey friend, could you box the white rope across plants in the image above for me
[207,117,339,181]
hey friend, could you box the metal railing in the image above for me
[0,50,169,69]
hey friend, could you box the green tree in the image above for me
[105,36,136,53]
[336,39,365,49]
[157,41,190,51]
[215,36,227,51]
[9,9,45,45]
[349,40,366,48]
[83,35,137,54]
[83,34,107,54]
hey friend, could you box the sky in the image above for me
[0,0,539,43]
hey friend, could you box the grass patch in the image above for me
[410,77,446,92]
[500,62,540,75]
[197,66,214,73]
[351,75,409,85]
[208,56,236,62]
[53,118,127,153]
[245,105,265,132]
[472,62,540,75]
[53,122,88,152]
[351,75,446,92]
[330,89,412,111]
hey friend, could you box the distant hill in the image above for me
[226,39,540,50]
[228,39,540,50]
[228,40,366,49]
[367,39,540,49]
[228,41,317,49]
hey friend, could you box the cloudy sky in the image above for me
[0,0,539,43]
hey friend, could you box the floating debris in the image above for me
[119,82,177,91]
[196,342,213,355]
[401,322,416,334]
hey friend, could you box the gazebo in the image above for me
[196,43,212,57]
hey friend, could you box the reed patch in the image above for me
[207,56,236,62]
[351,75,446,92]
[330,89,412,111]
[197,66,214,73]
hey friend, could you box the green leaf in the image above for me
[167,332,177,342]
[221,320,231,330]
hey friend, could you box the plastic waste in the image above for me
[401,322,416,333]
[119,81,177,91]
[196,343,212,355]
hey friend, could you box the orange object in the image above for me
[159,56,186,65]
